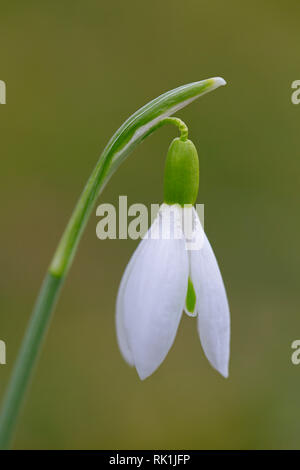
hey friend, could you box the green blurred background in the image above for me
[1,0,300,449]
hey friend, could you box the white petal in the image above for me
[116,240,146,366]
[190,208,230,377]
[116,207,167,365]
[120,204,188,379]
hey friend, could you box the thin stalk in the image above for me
[0,274,62,449]
[0,77,226,449]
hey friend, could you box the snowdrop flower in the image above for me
[116,135,230,380]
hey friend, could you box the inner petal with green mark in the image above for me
[185,277,197,317]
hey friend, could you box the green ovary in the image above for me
[163,137,199,206]
[185,277,196,314]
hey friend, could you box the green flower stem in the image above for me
[153,117,189,141]
[0,77,226,449]
[0,274,62,449]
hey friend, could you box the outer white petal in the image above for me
[116,240,146,366]
[190,208,230,378]
[119,204,188,380]
[116,204,164,365]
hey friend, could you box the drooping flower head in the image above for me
[116,127,230,380]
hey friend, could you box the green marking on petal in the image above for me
[185,277,196,314]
